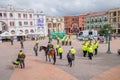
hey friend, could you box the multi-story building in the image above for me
[79,14,87,30]
[108,8,120,34]
[46,16,64,32]
[0,6,47,41]
[85,11,108,30]
[64,15,79,34]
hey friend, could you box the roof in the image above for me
[87,11,108,17]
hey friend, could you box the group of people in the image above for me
[55,41,76,67]
[61,36,72,46]
[82,39,99,60]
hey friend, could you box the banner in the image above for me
[37,16,44,32]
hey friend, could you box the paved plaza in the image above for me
[0,35,120,80]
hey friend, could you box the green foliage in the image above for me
[98,24,114,36]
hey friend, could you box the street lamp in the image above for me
[107,29,111,54]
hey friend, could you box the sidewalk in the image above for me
[90,65,120,80]
[10,55,78,80]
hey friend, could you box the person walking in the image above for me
[70,47,76,60]
[58,46,63,59]
[17,50,26,69]
[55,43,60,56]
[93,40,99,55]
[10,37,13,45]
[87,44,94,60]
[67,50,73,67]
[33,44,38,56]
[82,41,87,57]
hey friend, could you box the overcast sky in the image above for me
[0,0,120,16]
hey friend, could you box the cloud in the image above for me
[0,0,120,16]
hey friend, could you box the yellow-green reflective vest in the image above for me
[68,38,71,42]
[88,46,93,53]
[58,48,63,53]
[93,42,98,49]
[82,44,87,51]
[70,49,76,54]
[55,44,60,48]
[82,41,85,45]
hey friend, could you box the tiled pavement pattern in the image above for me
[0,36,120,80]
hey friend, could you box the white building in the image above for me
[0,6,47,42]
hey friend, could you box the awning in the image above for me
[0,31,13,37]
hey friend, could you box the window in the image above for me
[23,14,26,18]
[10,22,14,26]
[19,22,22,26]
[10,13,13,17]
[4,13,7,18]
[30,21,33,26]
[29,14,32,18]
[0,13,2,17]
[24,21,28,25]
[18,13,21,18]
[113,12,116,16]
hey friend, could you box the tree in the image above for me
[98,24,114,36]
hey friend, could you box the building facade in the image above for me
[0,6,47,41]
[64,15,80,34]
[85,11,108,30]
[108,8,120,34]
[46,16,64,32]
[79,14,87,30]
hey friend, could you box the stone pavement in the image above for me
[10,55,78,80]
[90,65,120,80]
[0,36,120,80]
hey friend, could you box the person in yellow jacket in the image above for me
[68,36,72,46]
[70,47,76,60]
[82,41,87,57]
[35,39,39,47]
[93,40,99,55]
[87,44,94,60]
[65,37,68,45]
[58,46,63,59]
[55,43,60,56]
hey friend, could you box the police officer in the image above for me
[35,39,39,47]
[82,41,87,57]
[18,50,26,69]
[61,36,65,45]
[65,37,68,45]
[58,46,63,59]
[47,42,53,54]
[68,36,72,46]
[87,44,94,60]
[93,40,99,55]
[70,47,76,60]
[55,43,60,56]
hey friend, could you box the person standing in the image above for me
[70,47,76,60]
[87,44,94,60]
[33,44,38,56]
[93,40,99,55]
[20,40,24,49]
[17,50,26,69]
[67,50,72,67]
[35,39,39,47]
[10,37,13,45]
[55,43,60,56]
[68,36,72,46]
[58,46,63,59]
[82,41,87,57]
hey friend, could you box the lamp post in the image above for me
[107,29,111,54]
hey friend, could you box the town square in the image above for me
[0,0,120,80]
